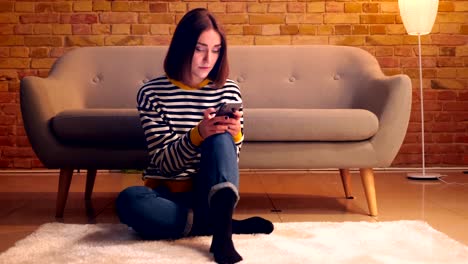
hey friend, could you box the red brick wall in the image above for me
[0,0,467,168]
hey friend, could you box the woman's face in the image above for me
[190,29,221,86]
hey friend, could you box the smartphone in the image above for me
[215,102,242,117]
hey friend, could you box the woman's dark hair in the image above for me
[164,8,228,89]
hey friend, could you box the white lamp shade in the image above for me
[398,0,439,35]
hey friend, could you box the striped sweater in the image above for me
[136,75,244,180]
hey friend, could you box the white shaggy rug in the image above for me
[1,221,468,264]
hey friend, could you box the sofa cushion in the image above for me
[243,109,379,142]
[51,108,378,146]
[51,109,146,148]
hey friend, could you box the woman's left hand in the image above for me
[223,110,242,137]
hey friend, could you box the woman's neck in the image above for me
[184,77,204,88]
[168,77,210,90]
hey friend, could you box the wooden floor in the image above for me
[1,169,468,253]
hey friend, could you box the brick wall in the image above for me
[0,0,467,169]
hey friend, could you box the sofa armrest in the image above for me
[356,74,412,166]
[20,76,85,167]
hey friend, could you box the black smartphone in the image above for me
[215,102,243,117]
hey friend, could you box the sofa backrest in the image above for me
[48,45,384,109]
[48,46,167,108]
[229,45,384,109]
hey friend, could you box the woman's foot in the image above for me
[232,216,274,234]
[209,188,243,263]
[210,236,243,264]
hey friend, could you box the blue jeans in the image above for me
[116,133,240,239]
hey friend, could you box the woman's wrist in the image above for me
[190,124,204,146]
[232,130,243,143]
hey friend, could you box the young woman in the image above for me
[116,8,273,264]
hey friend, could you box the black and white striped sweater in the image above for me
[136,75,243,180]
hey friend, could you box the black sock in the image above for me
[209,188,243,264]
[232,217,274,234]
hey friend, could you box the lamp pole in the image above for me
[406,34,441,180]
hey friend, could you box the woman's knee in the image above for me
[202,132,235,152]
[115,186,152,220]
[116,186,152,205]
[205,132,231,143]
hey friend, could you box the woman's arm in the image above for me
[138,90,199,177]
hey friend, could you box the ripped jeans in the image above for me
[115,133,240,239]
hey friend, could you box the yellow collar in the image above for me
[168,78,211,90]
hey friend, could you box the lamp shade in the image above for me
[398,0,439,35]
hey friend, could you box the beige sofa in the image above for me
[20,45,412,218]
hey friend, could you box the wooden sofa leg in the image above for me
[56,168,74,218]
[85,169,97,201]
[359,168,378,216]
[339,169,353,199]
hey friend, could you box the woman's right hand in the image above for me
[198,108,232,139]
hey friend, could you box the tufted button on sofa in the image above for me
[20,45,412,218]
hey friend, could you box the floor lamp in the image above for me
[398,0,441,180]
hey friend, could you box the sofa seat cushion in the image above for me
[243,109,379,142]
[51,109,146,148]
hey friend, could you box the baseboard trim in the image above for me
[1,167,467,175]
